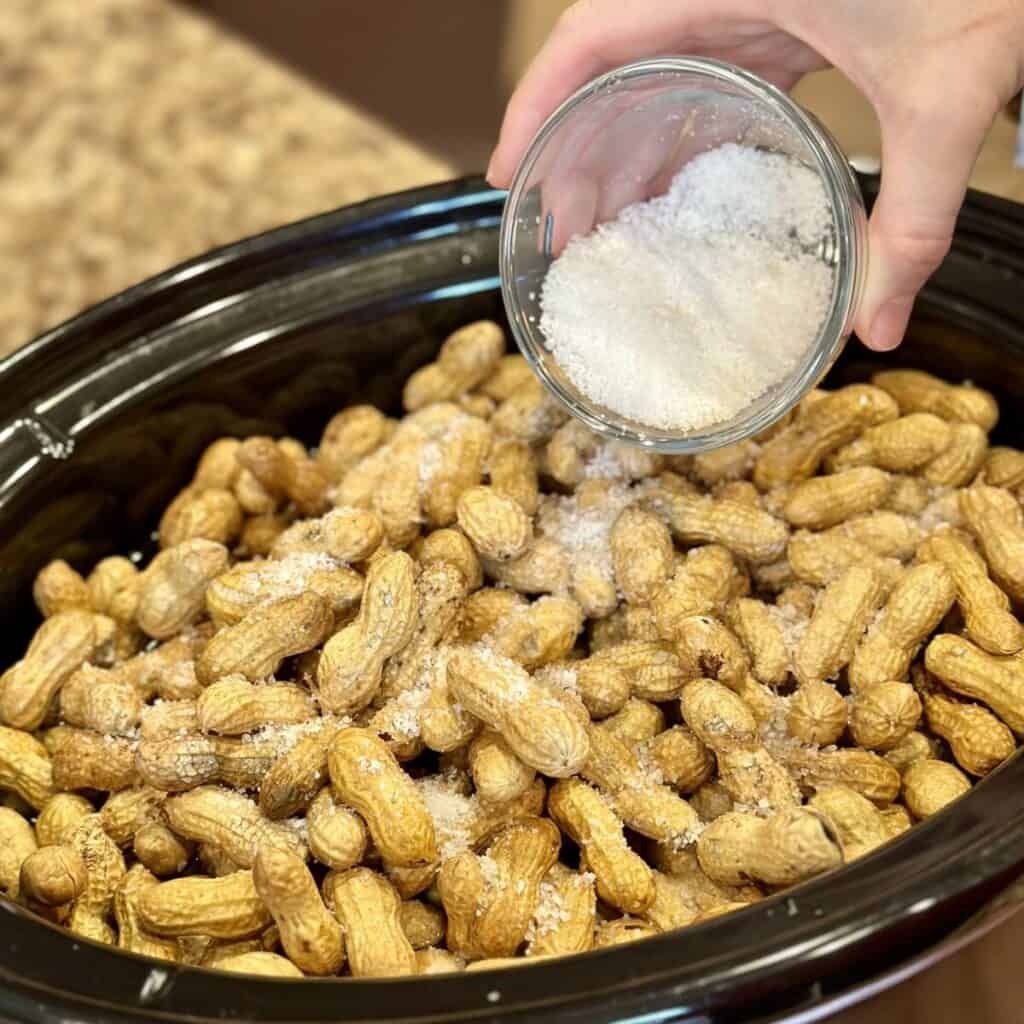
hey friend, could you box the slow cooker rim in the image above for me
[2,175,1024,1024]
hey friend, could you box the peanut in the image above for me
[884,731,939,776]
[420,414,493,529]
[67,814,126,943]
[848,682,922,751]
[487,438,539,516]
[879,804,913,839]
[35,793,92,845]
[114,865,180,961]
[317,551,418,714]
[870,369,997,430]
[447,646,590,777]
[0,806,37,897]
[218,951,303,977]
[133,822,194,878]
[237,436,328,518]
[257,721,343,820]
[589,641,687,702]
[848,563,956,691]
[196,677,316,735]
[468,730,536,806]
[924,634,1024,735]
[537,657,630,720]
[682,679,799,812]
[328,728,437,868]
[773,745,901,805]
[87,556,141,627]
[0,725,54,809]
[692,440,760,485]
[581,725,702,846]
[198,592,332,686]
[794,566,885,686]
[491,376,568,444]
[136,733,280,792]
[808,785,890,861]
[650,545,743,637]
[0,610,105,731]
[922,690,1015,776]
[982,446,1024,491]
[458,819,560,959]
[727,598,789,687]
[921,423,988,487]
[306,787,368,871]
[20,844,88,906]
[403,321,505,412]
[33,559,90,617]
[646,726,716,794]
[163,786,305,867]
[400,899,446,950]
[784,467,893,529]
[826,413,952,473]
[659,493,788,564]
[673,617,749,691]
[326,867,417,977]
[488,595,584,670]
[753,384,899,488]
[786,681,849,747]
[317,405,392,483]
[697,808,842,887]
[917,529,1023,656]
[253,844,344,975]
[600,699,666,746]
[59,666,143,737]
[611,506,674,605]
[98,787,163,846]
[526,865,596,957]
[959,485,1024,602]
[139,870,271,939]
[592,917,661,947]
[415,528,483,591]
[548,778,655,915]
[902,759,971,820]
[205,559,363,629]
[273,507,383,564]
[158,486,243,548]
[788,529,903,592]
[456,484,532,562]
[51,728,139,792]
[136,540,228,641]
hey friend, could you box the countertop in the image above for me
[1,3,1024,1022]
[0,0,451,358]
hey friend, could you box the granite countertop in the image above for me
[0,0,452,358]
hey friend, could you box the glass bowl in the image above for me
[499,57,868,452]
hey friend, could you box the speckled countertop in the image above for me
[0,0,451,358]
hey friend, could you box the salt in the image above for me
[539,144,835,431]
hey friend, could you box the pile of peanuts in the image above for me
[2,319,1024,979]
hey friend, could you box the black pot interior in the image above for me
[2,177,1024,1023]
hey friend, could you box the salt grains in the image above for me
[539,144,835,431]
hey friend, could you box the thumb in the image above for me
[856,100,992,352]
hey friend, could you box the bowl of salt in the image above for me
[499,57,867,453]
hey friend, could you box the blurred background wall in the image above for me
[185,0,1022,192]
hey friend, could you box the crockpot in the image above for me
[2,175,1024,1024]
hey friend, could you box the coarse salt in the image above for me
[539,144,835,431]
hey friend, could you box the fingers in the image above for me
[856,92,996,351]
[487,0,766,188]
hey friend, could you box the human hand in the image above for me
[487,0,1024,351]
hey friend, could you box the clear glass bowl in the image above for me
[499,57,868,452]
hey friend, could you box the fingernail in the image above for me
[485,152,498,186]
[869,297,914,351]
